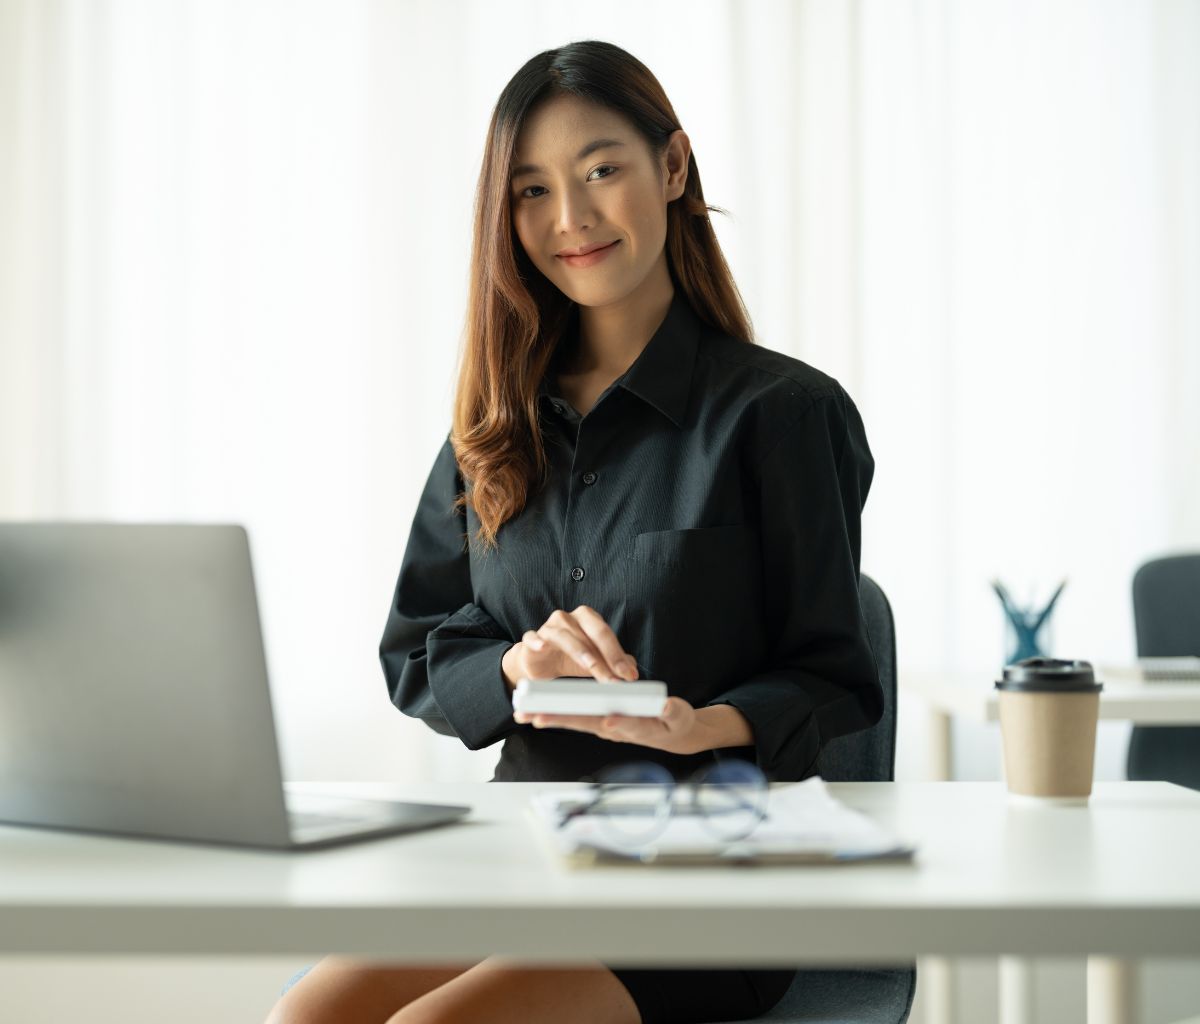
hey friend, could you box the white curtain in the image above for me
[3,0,1197,784]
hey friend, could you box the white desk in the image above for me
[901,670,1200,1024]
[1,781,1198,1024]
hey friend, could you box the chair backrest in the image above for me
[814,572,897,783]
[1126,553,1200,791]
[1132,553,1200,657]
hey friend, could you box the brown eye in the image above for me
[518,166,617,201]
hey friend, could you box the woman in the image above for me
[267,38,882,1024]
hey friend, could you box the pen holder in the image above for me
[991,579,1066,665]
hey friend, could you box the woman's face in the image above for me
[509,94,688,308]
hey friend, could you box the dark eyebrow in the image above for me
[510,138,627,180]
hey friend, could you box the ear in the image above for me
[662,129,690,201]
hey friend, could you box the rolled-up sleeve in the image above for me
[704,385,884,781]
[379,435,519,750]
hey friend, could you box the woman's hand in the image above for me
[504,605,701,756]
[502,605,640,687]
[515,695,700,757]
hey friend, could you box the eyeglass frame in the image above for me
[553,756,773,850]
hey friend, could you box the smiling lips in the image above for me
[557,239,621,268]
[558,239,617,256]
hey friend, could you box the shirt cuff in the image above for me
[704,676,822,782]
[425,607,519,750]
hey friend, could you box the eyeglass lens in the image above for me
[588,759,768,850]
[589,761,674,848]
[691,759,769,841]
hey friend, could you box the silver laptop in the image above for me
[0,522,471,850]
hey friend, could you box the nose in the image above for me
[554,182,596,238]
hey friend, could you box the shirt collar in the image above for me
[538,290,701,428]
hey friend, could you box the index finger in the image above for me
[570,605,638,680]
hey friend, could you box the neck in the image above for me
[563,263,675,378]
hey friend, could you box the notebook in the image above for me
[0,521,471,850]
[1099,657,1200,683]
[525,775,917,867]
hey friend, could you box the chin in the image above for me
[560,271,635,301]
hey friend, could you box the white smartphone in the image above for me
[512,678,668,717]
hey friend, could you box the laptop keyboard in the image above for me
[288,810,365,831]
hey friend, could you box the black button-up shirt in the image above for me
[380,290,883,783]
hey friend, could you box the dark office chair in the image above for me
[278,574,917,1023]
[707,573,916,1024]
[1125,554,1200,792]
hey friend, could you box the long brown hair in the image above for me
[453,39,755,551]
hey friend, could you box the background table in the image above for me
[901,670,1200,1024]
[901,668,1200,781]
[1,781,1197,1024]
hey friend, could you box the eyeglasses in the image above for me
[554,758,771,853]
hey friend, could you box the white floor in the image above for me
[1,955,1199,1022]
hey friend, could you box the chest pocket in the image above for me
[622,524,762,686]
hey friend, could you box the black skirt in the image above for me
[607,966,796,1024]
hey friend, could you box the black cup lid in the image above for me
[995,657,1104,693]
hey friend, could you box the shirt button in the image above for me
[582,471,597,485]
[552,402,565,415]
[570,566,585,582]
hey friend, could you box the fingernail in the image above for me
[623,658,637,678]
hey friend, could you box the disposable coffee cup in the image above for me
[995,657,1104,805]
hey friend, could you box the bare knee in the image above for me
[384,960,640,1024]
[263,958,328,1024]
[264,956,476,1024]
